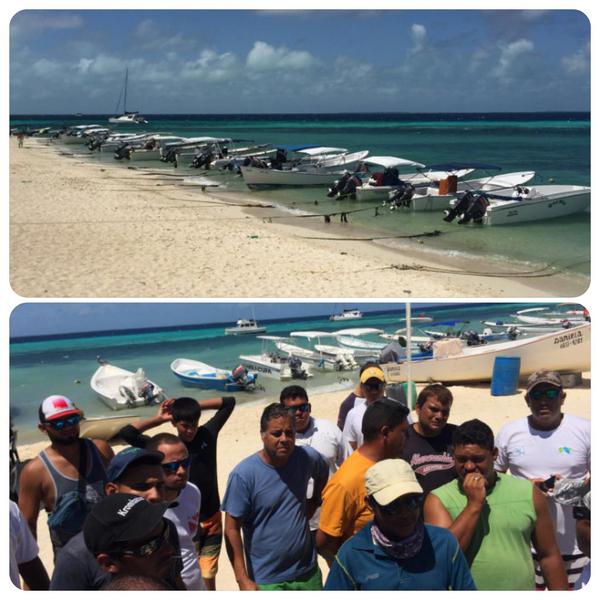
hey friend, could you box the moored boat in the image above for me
[170,358,257,391]
[224,319,266,335]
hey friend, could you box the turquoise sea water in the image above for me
[10,302,562,443]
[10,113,591,288]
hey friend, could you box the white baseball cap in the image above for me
[40,395,82,421]
[366,459,422,506]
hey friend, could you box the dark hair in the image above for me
[170,397,201,423]
[279,385,309,403]
[452,419,494,451]
[362,399,409,441]
[260,403,294,432]
[38,405,45,424]
[147,432,183,452]
[416,384,453,408]
[100,575,173,591]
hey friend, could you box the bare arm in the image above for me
[423,474,486,552]
[224,513,258,591]
[531,487,569,590]
[575,518,591,557]
[129,398,175,433]
[17,459,45,539]
[92,439,114,467]
[315,529,342,566]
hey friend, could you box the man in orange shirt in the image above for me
[316,399,410,564]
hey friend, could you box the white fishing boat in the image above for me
[240,164,350,189]
[224,319,266,335]
[58,124,104,144]
[239,336,313,380]
[329,308,363,321]
[275,340,354,371]
[382,322,590,383]
[108,69,148,124]
[332,328,387,360]
[290,331,358,370]
[405,170,536,212]
[91,362,166,411]
[446,184,590,226]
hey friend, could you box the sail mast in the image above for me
[123,68,128,113]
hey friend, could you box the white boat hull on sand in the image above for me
[382,323,590,383]
[241,166,347,188]
[239,353,313,380]
[91,364,166,411]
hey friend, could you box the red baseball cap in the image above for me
[40,395,82,421]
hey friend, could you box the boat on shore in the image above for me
[239,336,313,380]
[382,322,590,383]
[224,319,266,335]
[170,358,258,391]
[90,362,167,411]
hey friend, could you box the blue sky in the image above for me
[9,9,590,113]
[11,302,446,337]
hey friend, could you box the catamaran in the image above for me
[108,69,148,125]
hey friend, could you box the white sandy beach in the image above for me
[9,137,578,298]
[16,378,591,590]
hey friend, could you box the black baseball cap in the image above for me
[83,493,169,555]
[106,447,165,482]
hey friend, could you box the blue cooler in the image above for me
[491,356,521,396]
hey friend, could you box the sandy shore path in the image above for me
[16,378,590,590]
[10,137,571,298]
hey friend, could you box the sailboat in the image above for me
[108,69,148,125]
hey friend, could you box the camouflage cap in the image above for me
[526,369,563,393]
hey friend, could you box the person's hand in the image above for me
[463,472,487,505]
[157,398,175,421]
[238,577,259,591]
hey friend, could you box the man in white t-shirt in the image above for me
[280,385,351,531]
[342,365,388,450]
[494,369,591,590]
[9,500,49,590]
[149,434,204,591]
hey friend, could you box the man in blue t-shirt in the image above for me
[222,403,329,590]
[325,459,476,591]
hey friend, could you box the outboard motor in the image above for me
[444,191,489,224]
[232,365,256,390]
[327,172,352,198]
[114,142,132,160]
[507,326,519,340]
[192,150,214,169]
[388,181,416,209]
[270,149,287,170]
[88,137,103,151]
[161,147,178,164]
[462,330,484,346]
[140,382,157,405]
[288,356,308,380]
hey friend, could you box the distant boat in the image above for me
[91,361,166,411]
[170,358,258,391]
[108,68,148,125]
[224,319,266,335]
[329,308,363,321]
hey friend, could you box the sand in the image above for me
[9,137,576,298]
[16,377,591,590]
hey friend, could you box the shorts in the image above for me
[258,566,322,591]
[194,510,223,579]
[533,552,589,590]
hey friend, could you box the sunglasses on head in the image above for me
[529,388,561,400]
[375,494,423,515]
[161,457,192,472]
[46,414,81,430]
[117,524,169,558]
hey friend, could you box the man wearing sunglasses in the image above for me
[147,433,204,590]
[342,366,389,450]
[18,395,113,556]
[50,445,185,590]
[279,385,351,535]
[494,370,590,589]
[83,493,180,588]
[325,459,475,590]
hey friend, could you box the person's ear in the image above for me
[104,481,119,496]
[492,447,499,461]
[96,553,120,574]
[38,423,47,433]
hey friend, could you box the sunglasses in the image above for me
[288,403,310,413]
[375,494,423,515]
[161,457,192,473]
[528,388,561,400]
[364,381,384,390]
[118,524,169,558]
[46,414,81,430]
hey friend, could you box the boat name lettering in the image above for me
[554,330,583,349]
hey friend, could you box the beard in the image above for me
[48,431,80,446]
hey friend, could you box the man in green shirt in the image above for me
[423,419,567,591]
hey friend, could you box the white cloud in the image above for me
[562,43,590,75]
[493,39,534,81]
[246,41,317,71]
[31,58,61,78]
[134,18,157,39]
[11,12,83,38]
[181,50,239,82]
[410,24,427,54]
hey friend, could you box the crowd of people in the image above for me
[9,368,591,591]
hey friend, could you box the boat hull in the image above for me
[241,166,342,188]
[170,358,257,391]
[382,323,590,383]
